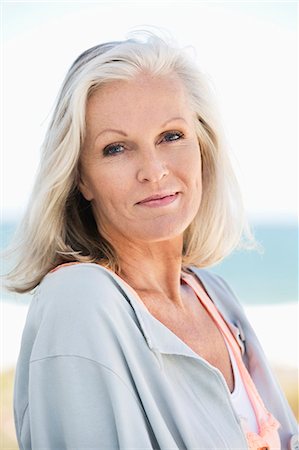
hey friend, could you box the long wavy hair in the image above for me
[4,30,258,293]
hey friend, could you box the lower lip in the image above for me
[137,193,179,207]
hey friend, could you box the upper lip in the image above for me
[136,191,179,204]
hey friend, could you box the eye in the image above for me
[161,131,184,143]
[103,143,125,157]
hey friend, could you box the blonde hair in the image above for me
[5,30,257,293]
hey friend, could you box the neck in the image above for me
[107,234,187,308]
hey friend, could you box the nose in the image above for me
[136,150,169,183]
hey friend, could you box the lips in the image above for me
[137,192,178,204]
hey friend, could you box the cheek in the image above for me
[89,168,128,208]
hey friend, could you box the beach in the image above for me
[1,300,298,447]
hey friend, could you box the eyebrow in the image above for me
[94,117,187,141]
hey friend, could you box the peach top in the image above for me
[181,271,281,450]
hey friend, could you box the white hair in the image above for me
[4,29,258,293]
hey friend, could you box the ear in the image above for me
[78,174,94,201]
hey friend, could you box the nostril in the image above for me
[136,163,169,183]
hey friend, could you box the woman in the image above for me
[7,31,297,449]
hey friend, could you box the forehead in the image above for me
[85,73,194,132]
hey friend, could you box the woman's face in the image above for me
[79,72,202,245]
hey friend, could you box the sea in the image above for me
[1,221,298,306]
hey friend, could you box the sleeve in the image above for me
[24,355,156,449]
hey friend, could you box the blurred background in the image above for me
[1,1,298,447]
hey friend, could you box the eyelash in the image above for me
[102,131,184,157]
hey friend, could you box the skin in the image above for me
[79,72,234,391]
[80,72,202,310]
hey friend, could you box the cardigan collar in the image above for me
[101,264,246,359]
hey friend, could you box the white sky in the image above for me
[1,1,298,223]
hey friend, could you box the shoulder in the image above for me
[189,266,237,296]
[41,262,119,297]
[29,263,134,361]
[189,266,245,315]
[38,263,123,315]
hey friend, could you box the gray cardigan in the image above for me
[14,263,298,449]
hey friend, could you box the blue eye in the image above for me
[162,131,184,142]
[103,143,125,156]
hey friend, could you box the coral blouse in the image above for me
[181,271,281,450]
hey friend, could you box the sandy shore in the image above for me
[1,301,30,371]
[245,302,298,369]
[1,300,298,371]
